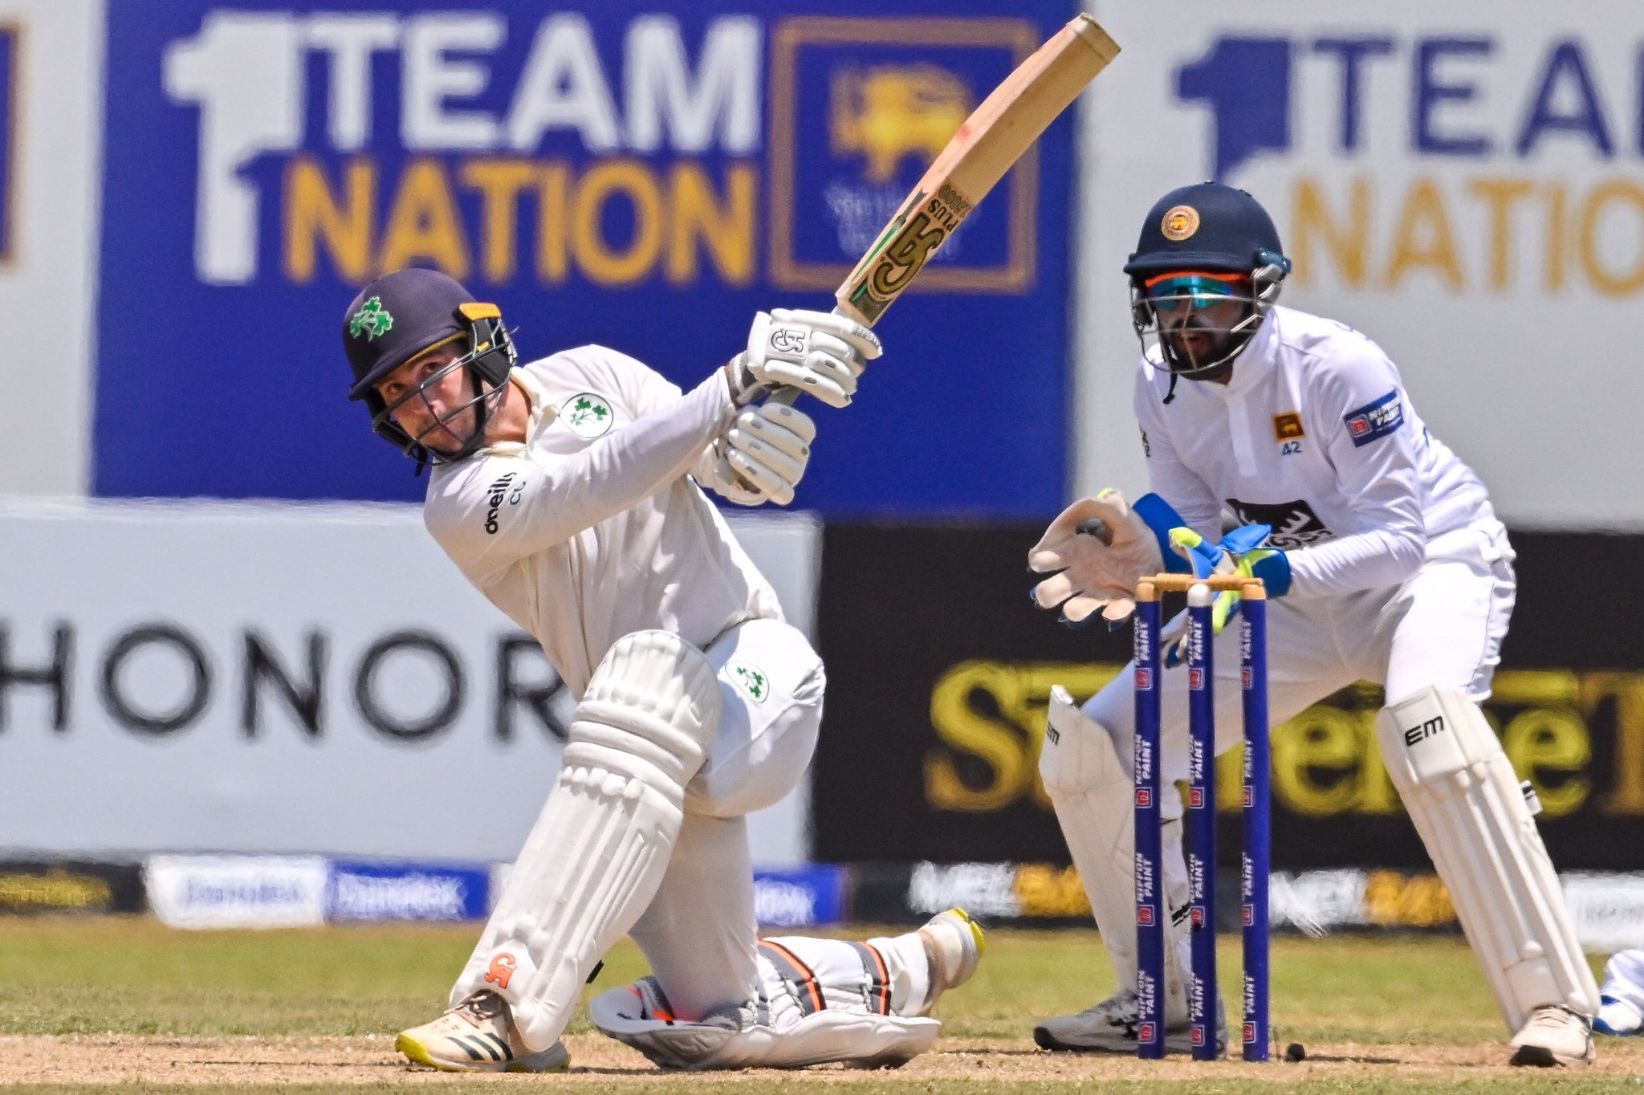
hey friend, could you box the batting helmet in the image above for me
[342,268,516,466]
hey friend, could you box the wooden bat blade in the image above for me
[836,14,1119,326]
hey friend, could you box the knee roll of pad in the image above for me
[1039,685,1128,794]
[568,629,722,791]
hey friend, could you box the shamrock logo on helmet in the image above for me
[349,296,394,341]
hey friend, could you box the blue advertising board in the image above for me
[0,22,15,265]
[327,859,490,922]
[93,0,1078,517]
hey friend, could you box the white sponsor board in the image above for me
[905,861,1020,918]
[145,854,328,929]
[0,500,816,864]
[1080,1,1644,530]
[1563,872,1644,954]
[0,0,103,496]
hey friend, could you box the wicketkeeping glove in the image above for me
[1158,523,1290,665]
[1028,488,1178,628]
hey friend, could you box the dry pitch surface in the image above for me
[2,917,1642,1092]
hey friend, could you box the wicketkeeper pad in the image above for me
[1377,685,1599,1032]
[1038,686,1189,1022]
[449,630,721,1052]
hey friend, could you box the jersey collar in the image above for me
[475,366,558,457]
[1220,309,1280,398]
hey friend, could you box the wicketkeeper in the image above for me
[340,267,982,1071]
[1027,182,1598,1066]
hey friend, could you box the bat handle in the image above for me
[760,304,855,408]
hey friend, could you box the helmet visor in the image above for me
[1142,270,1250,314]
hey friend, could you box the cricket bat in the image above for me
[834,13,1119,327]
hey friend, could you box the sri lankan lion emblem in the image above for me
[1161,204,1200,241]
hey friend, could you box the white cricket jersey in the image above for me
[422,346,783,698]
[1134,305,1496,598]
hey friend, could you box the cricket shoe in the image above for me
[395,989,570,1072]
[1034,987,1228,1055]
[910,908,986,1016]
[1509,1005,1595,1067]
[1594,995,1644,1037]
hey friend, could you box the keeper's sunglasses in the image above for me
[1143,271,1250,313]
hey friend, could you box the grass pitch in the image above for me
[0,916,1640,1091]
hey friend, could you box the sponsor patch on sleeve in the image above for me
[1342,390,1404,447]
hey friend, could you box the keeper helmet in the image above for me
[1123,182,1291,392]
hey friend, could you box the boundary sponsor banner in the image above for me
[753,865,846,928]
[847,860,1636,952]
[327,860,490,922]
[0,501,816,864]
[145,854,328,929]
[92,0,1075,519]
[813,523,1644,870]
[1078,3,1644,533]
[0,860,144,915]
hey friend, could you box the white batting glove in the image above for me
[699,402,817,507]
[724,308,882,408]
[1028,488,1167,628]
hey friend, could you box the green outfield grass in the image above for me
[1,916,1640,1092]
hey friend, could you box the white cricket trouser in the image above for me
[1600,948,1644,1012]
[625,616,825,1022]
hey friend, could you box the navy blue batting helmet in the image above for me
[341,268,517,466]
[343,267,476,400]
[1123,182,1288,278]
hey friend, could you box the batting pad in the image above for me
[1039,686,1189,1022]
[1377,685,1599,1032]
[450,630,721,1052]
[589,984,939,1069]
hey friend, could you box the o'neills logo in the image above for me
[484,952,517,989]
[484,473,518,535]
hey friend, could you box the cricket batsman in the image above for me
[340,267,982,1071]
[1026,182,1598,1066]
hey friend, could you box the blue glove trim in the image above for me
[1219,523,1272,556]
[1177,532,1223,580]
[1131,493,1190,574]
[1248,549,1292,597]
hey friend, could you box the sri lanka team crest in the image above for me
[768,17,1037,294]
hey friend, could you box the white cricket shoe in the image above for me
[911,908,986,1016]
[1595,995,1644,1037]
[1034,987,1228,1055]
[1509,1005,1595,1067]
[395,990,570,1072]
